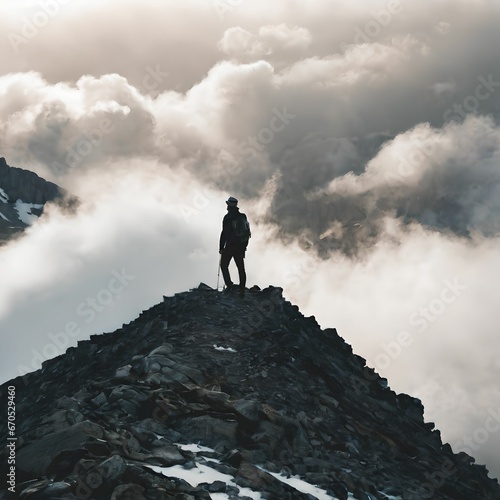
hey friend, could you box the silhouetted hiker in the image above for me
[219,196,251,298]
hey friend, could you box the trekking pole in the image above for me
[217,255,221,291]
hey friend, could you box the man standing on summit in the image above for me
[219,197,251,298]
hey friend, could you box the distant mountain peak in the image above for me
[1,283,499,499]
[0,157,75,244]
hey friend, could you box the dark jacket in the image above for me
[219,207,247,252]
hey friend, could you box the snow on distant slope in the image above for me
[14,200,43,225]
[0,188,11,222]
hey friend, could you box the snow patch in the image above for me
[175,443,216,454]
[213,344,237,352]
[259,467,357,500]
[150,441,357,500]
[14,200,43,225]
[145,463,262,500]
[0,188,8,203]
[146,462,231,488]
[0,211,9,222]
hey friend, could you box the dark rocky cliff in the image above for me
[1,284,499,499]
[0,157,71,243]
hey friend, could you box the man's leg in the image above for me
[233,250,246,292]
[220,249,233,288]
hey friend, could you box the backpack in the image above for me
[232,213,251,246]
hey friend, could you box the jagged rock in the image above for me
[16,420,105,477]
[18,480,72,499]
[1,284,500,499]
[176,415,238,451]
[94,455,128,481]
[111,483,147,500]
[148,445,186,465]
[227,398,260,423]
[238,461,275,489]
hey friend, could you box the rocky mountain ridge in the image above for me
[0,157,68,243]
[1,284,499,499]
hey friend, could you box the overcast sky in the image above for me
[1,0,500,480]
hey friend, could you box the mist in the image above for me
[0,0,499,480]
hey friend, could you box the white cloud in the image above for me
[218,24,312,60]
[218,27,270,58]
[1,0,500,482]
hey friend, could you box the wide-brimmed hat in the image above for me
[225,196,238,207]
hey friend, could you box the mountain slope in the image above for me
[0,157,70,244]
[1,284,499,499]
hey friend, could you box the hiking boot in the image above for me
[223,284,234,294]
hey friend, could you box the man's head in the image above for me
[226,196,238,208]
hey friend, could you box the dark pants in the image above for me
[220,246,246,289]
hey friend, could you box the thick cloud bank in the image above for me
[1,0,500,480]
